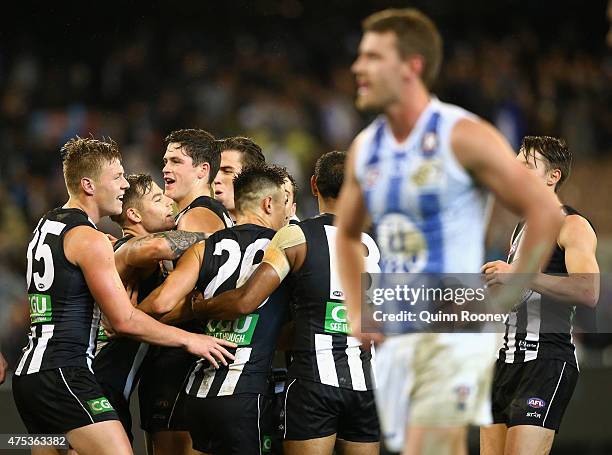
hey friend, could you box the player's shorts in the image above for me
[94,339,150,442]
[185,393,272,455]
[12,366,119,434]
[374,333,497,452]
[492,358,578,431]
[138,346,195,432]
[283,378,380,443]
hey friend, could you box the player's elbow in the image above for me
[149,298,175,316]
[579,289,599,308]
[235,299,256,316]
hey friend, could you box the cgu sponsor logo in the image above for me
[87,397,114,415]
[205,314,259,346]
[324,301,349,334]
[526,411,542,419]
[28,294,53,324]
[527,397,546,409]
[262,435,272,453]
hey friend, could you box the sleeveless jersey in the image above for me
[185,224,289,397]
[172,195,233,332]
[498,206,592,366]
[288,213,380,390]
[93,235,164,401]
[354,97,488,274]
[175,195,233,229]
[15,208,100,375]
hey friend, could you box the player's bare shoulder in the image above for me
[63,225,111,266]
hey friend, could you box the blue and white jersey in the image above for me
[355,97,488,274]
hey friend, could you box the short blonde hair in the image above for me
[61,137,122,195]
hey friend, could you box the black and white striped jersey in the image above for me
[185,224,289,397]
[168,195,234,334]
[498,206,591,367]
[16,208,101,375]
[175,195,234,228]
[287,213,380,391]
[93,235,164,403]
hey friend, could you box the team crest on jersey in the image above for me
[421,131,438,156]
[411,159,442,187]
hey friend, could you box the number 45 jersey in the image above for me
[186,223,289,398]
[16,208,101,376]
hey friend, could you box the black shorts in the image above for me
[138,346,196,432]
[283,378,379,442]
[12,367,119,434]
[492,358,579,431]
[94,339,150,442]
[185,393,272,455]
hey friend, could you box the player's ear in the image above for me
[197,162,210,181]
[263,195,273,215]
[126,207,142,224]
[548,168,562,188]
[404,54,424,81]
[310,175,318,197]
[81,177,95,196]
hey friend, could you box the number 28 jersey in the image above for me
[185,224,289,397]
[288,213,380,391]
[16,208,101,376]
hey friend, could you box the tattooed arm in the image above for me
[121,230,208,269]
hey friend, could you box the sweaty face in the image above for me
[95,159,129,217]
[282,177,297,219]
[162,143,200,203]
[352,31,406,111]
[214,150,243,212]
[138,182,175,233]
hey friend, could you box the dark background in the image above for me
[1,1,611,453]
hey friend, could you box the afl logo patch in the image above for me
[421,132,438,156]
[527,397,546,409]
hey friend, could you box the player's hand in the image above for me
[0,352,8,385]
[100,314,118,339]
[481,260,513,286]
[186,334,237,369]
[106,233,118,246]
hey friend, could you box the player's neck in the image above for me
[122,224,149,238]
[385,85,431,142]
[176,183,213,211]
[229,208,238,221]
[235,210,271,229]
[64,196,101,224]
[318,196,337,216]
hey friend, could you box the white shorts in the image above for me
[374,332,498,452]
